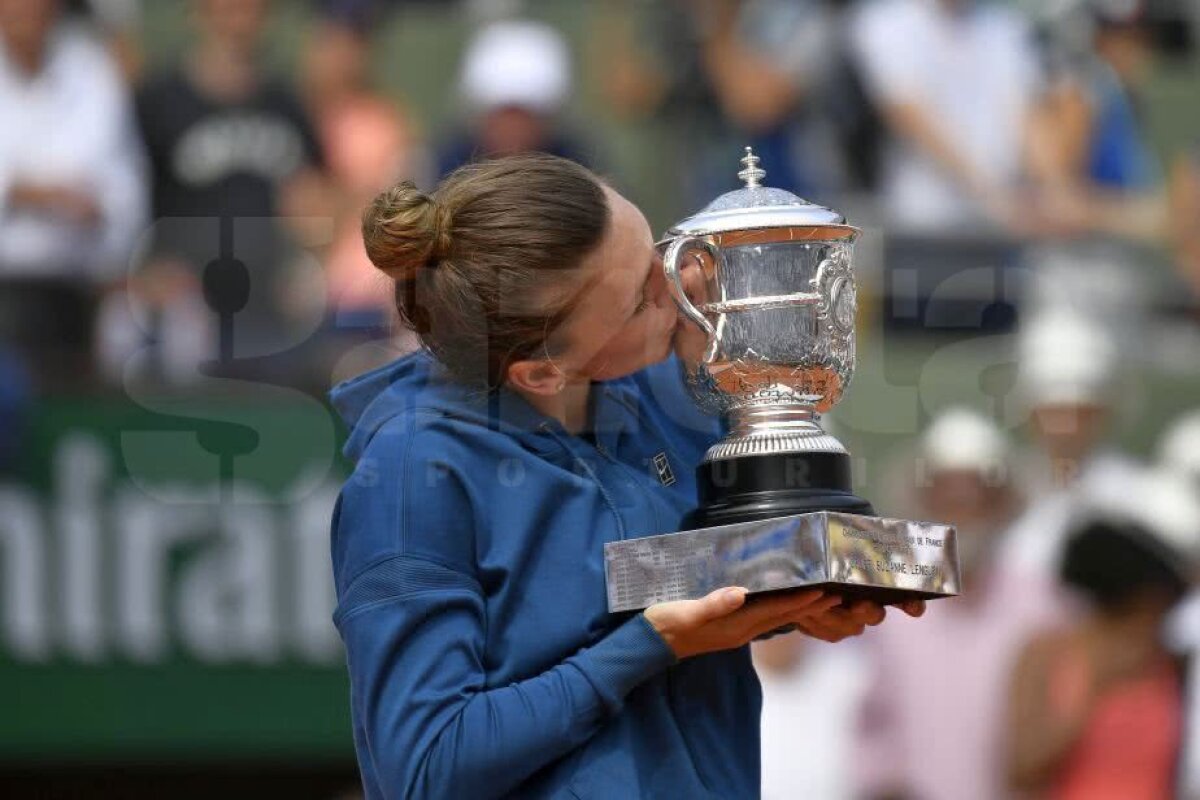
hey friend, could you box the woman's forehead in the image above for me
[593,186,652,280]
[605,185,652,243]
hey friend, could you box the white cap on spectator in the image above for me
[1017,311,1118,406]
[1159,410,1200,484]
[1091,0,1147,25]
[1082,466,1200,571]
[920,407,1010,477]
[460,20,571,115]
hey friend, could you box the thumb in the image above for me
[688,586,748,623]
[645,586,747,633]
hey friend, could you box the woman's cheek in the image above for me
[595,313,675,378]
[659,305,680,343]
[647,314,675,363]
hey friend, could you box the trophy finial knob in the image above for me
[737,146,766,188]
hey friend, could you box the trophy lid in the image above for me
[664,147,853,238]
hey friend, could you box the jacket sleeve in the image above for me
[331,415,677,799]
[335,553,676,799]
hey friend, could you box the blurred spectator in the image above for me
[1176,609,1200,799]
[754,634,866,800]
[0,345,32,473]
[695,0,880,197]
[855,408,1071,800]
[436,19,590,177]
[1169,147,1200,310]
[1158,409,1200,485]
[1157,411,1200,799]
[80,0,143,80]
[849,0,1041,233]
[601,0,878,208]
[1032,0,1169,244]
[999,311,1143,576]
[98,0,326,384]
[316,0,464,22]
[598,0,732,207]
[1006,495,1199,799]
[0,0,146,382]
[1021,243,1146,328]
[299,12,422,377]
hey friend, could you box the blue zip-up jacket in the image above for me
[329,350,762,799]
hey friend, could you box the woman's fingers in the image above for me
[748,595,839,640]
[644,586,746,635]
[689,586,749,624]
[847,600,887,627]
[741,589,826,619]
[795,594,844,618]
[898,599,927,618]
[646,589,921,658]
[796,617,864,643]
[790,600,885,643]
[751,596,842,642]
[749,595,888,642]
[739,590,830,639]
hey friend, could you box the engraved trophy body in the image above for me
[603,149,961,612]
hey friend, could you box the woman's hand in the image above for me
[643,585,849,662]
[645,590,928,659]
[775,597,925,642]
[796,599,923,642]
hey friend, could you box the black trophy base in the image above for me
[681,451,934,606]
[683,451,874,529]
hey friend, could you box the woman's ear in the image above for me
[506,358,565,396]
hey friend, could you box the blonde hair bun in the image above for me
[362,181,453,281]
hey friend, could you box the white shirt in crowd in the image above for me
[757,639,868,800]
[0,23,146,281]
[850,0,1039,232]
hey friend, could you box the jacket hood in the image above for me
[330,350,578,463]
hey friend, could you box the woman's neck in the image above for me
[519,381,593,434]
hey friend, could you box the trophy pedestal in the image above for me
[604,510,960,613]
[604,452,961,612]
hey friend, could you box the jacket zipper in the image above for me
[539,423,629,540]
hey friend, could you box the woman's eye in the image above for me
[634,297,651,314]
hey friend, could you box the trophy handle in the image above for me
[662,236,718,342]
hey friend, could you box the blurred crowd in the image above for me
[2,0,1200,394]
[759,390,1200,799]
[1,0,1199,797]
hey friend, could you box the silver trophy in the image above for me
[604,149,960,612]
